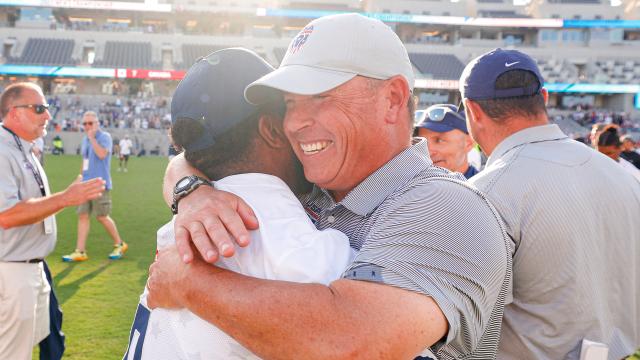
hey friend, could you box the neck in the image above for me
[484,115,548,156]
[2,123,29,141]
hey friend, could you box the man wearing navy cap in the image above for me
[461,48,640,359]
[415,104,478,179]
[124,48,353,359]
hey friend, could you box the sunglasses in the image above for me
[82,122,96,126]
[13,103,50,115]
[425,104,465,123]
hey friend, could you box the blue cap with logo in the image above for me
[416,104,468,134]
[459,48,544,101]
[171,47,274,152]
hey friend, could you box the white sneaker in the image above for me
[117,168,122,172]
[124,168,128,172]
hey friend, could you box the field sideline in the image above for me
[36,154,169,359]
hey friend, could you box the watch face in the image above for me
[176,177,193,192]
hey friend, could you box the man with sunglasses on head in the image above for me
[0,82,105,359]
[415,104,478,179]
[461,49,640,359]
[63,111,128,262]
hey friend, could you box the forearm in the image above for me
[178,264,440,359]
[162,153,207,206]
[0,192,69,229]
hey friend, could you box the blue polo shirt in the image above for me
[81,130,113,190]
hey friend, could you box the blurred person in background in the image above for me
[62,111,128,262]
[620,134,640,169]
[0,82,105,359]
[414,103,479,178]
[596,126,640,182]
[461,48,640,359]
[118,134,133,172]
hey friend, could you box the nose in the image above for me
[283,98,314,135]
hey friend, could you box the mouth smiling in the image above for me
[300,140,333,155]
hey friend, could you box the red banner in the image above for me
[117,68,186,80]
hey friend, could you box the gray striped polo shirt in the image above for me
[0,126,56,261]
[301,138,513,359]
[470,124,640,360]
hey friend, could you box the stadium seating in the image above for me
[408,53,466,80]
[273,47,287,64]
[10,38,75,66]
[179,44,226,69]
[94,41,153,69]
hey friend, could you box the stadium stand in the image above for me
[94,41,154,69]
[408,53,466,80]
[10,38,75,66]
[273,47,288,64]
[179,44,226,69]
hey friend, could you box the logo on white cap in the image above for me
[290,25,314,55]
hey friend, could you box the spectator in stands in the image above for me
[620,134,640,169]
[62,111,128,262]
[461,48,640,359]
[148,14,512,360]
[596,126,640,181]
[118,134,133,172]
[589,122,606,146]
[414,103,479,178]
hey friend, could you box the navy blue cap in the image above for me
[459,48,544,101]
[171,48,274,152]
[415,104,468,134]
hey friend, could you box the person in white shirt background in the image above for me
[118,134,133,172]
[123,48,353,360]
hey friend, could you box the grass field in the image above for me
[36,154,170,359]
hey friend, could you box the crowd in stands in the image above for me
[47,95,171,132]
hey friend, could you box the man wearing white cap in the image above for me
[148,14,512,360]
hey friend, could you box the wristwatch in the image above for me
[171,175,213,215]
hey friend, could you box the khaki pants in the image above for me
[0,261,51,360]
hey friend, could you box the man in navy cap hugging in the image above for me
[123,48,353,360]
[461,48,640,359]
[415,104,478,179]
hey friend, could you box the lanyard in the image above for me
[2,126,46,197]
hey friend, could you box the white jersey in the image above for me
[124,173,353,360]
[119,138,133,155]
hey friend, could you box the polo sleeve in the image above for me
[0,155,21,212]
[342,180,510,355]
[99,133,113,153]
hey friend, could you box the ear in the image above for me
[541,88,549,105]
[463,134,475,153]
[464,99,486,128]
[257,114,288,149]
[384,75,411,125]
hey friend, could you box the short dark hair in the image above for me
[0,82,39,119]
[475,70,547,123]
[596,125,621,147]
[171,103,284,180]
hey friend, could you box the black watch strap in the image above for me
[171,175,213,215]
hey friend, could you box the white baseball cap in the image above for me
[245,13,415,105]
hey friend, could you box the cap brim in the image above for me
[245,65,357,105]
[416,121,456,133]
